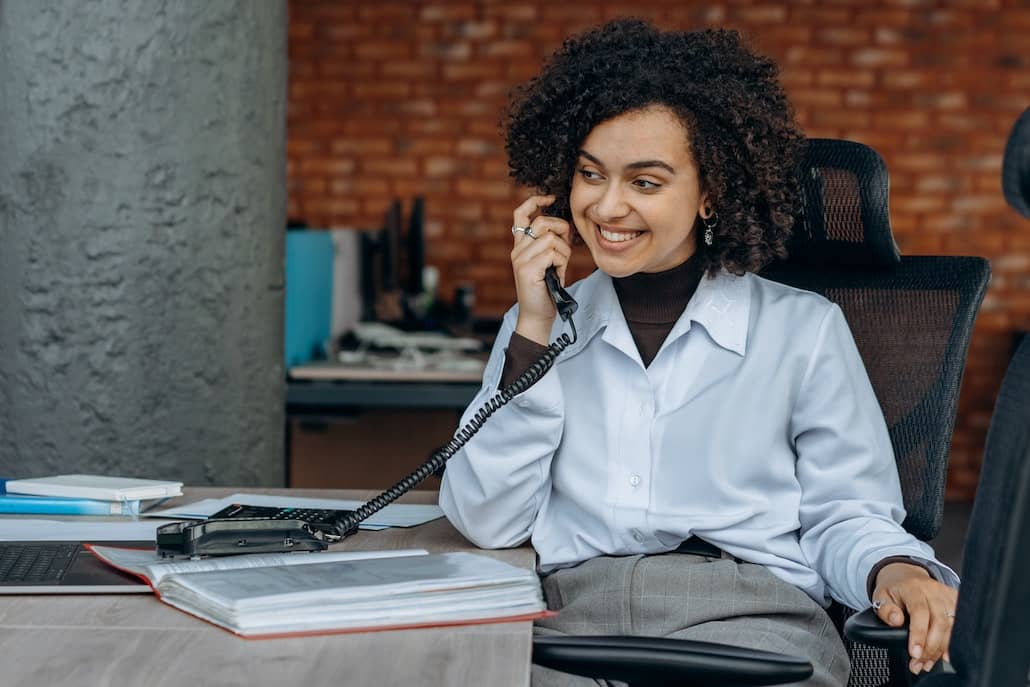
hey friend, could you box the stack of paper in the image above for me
[89,546,547,638]
[0,475,183,516]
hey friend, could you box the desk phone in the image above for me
[156,504,358,558]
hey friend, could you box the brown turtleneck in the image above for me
[499,255,704,387]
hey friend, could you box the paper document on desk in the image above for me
[89,545,547,638]
[90,545,429,585]
[0,518,177,541]
[145,493,444,530]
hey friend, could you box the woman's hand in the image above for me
[871,562,958,674]
[510,194,573,345]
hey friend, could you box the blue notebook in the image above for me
[0,494,140,516]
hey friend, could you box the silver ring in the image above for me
[511,224,537,239]
[872,600,883,611]
[946,612,956,619]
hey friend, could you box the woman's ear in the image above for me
[698,187,712,219]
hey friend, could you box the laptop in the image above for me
[0,541,153,594]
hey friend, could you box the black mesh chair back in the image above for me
[763,139,991,542]
[939,337,1030,687]
[761,139,991,687]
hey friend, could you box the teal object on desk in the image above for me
[285,230,334,367]
[0,494,141,515]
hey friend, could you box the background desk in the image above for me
[286,364,482,489]
[0,487,534,687]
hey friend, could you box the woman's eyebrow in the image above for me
[578,149,676,174]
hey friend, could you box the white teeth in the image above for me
[599,227,642,242]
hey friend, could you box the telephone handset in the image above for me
[335,262,579,534]
[544,266,578,322]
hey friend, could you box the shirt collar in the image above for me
[565,267,751,359]
[676,269,750,356]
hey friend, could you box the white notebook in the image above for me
[4,474,183,502]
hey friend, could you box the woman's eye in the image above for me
[633,179,661,190]
[577,168,603,181]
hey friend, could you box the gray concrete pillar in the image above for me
[0,1,287,485]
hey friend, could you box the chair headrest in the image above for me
[1003,107,1030,219]
[787,138,901,269]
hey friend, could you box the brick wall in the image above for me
[287,0,1030,499]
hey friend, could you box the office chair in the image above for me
[848,336,1030,687]
[532,139,991,686]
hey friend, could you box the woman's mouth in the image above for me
[597,224,644,246]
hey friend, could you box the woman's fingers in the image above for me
[903,595,932,674]
[512,216,572,255]
[512,232,572,278]
[512,194,557,230]
[509,194,573,342]
[874,574,957,674]
[872,563,957,674]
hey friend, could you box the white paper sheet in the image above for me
[144,493,444,530]
[0,518,179,541]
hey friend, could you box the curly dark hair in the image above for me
[504,19,806,275]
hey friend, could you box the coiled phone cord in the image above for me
[338,317,577,534]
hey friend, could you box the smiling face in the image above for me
[570,106,709,277]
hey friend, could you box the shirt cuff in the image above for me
[866,555,947,602]
[499,332,550,389]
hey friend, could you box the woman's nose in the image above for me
[592,185,630,221]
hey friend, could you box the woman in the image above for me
[439,20,957,686]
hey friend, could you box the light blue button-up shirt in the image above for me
[439,268,957,610]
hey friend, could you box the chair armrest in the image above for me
[533,635,813,687]
[843,607,909,650]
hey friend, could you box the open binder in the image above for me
[89,545,549,638]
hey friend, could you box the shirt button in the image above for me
[629,474,641,487]
[632,530,645,543]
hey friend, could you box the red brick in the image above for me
[354,40,410,61]
[854,9,914,26]
[915,175,965,194]
[785,46,845,66]
[788,88,844,108]
[381,61,438,79]
[443,63,505,81]
[358,4,416,22]
[352,81,410,98]
[816,27,871,46]
[457,179,516,200]
[330,138,392,155]
[872,111,931,130]
[811,109,872,129]
[480,40,538,59]
[418,42,472,61]
[850,47,909,68]
[790,7,852,25]
[816,69,876,88]
[424,156,465,177]
[299,157,357,176]
[419,4,476,22]
[442,20,498,41]
[456,138,499,156]
[483,4,537,21]
[777,68,815,88]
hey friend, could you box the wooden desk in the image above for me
[0,488,534,687]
